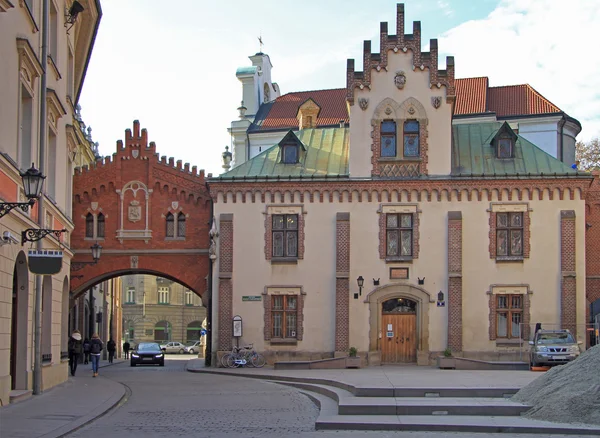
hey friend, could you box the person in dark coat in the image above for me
[107,338,116,363]
[90,333,103,377]
[83,338,91,364]
[123,341,131,359]
[68,330,83,376]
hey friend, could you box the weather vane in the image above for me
[258,34,264,53]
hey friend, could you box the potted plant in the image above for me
[346,347,361,368]
[437,347,456,369]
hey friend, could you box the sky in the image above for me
[79,0,600,176]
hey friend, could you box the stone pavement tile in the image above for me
[0,371,125,438]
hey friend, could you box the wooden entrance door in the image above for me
[381,313,417,363]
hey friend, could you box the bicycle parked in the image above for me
[220,344,266,368]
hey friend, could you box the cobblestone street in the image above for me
[62,356,591,438]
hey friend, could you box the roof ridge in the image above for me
[278,87,346,97]
[524,84,562,112]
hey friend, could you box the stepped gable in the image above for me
[73,120,207,205]
[346,3,455,105]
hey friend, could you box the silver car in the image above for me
[529,329,580,367]
[159,341,186,354]
[184,341,202,354]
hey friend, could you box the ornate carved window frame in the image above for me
[488,203,531,262]
[378,203,421,262]
[264,205,306,264]
[371,97,429,177]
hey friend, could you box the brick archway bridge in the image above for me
[70,121,211,301]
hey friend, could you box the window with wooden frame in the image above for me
[97,213,105,238]
[386,213,413,257]
[496,294,522,338]
[271,295,297,339]
[380,120,397,157]
[403,120,420,157]
[496,212,523,257]
[85,213,94,238]
[282,144,298,164]
[185,290,194,306]
[126,287,135,304]
[272,214,298,258]
[166,212,175,237]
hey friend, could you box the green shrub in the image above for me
[349,347,358,357]
[443,347,452,357]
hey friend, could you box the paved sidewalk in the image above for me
[186,359,540,389]
[0,359,126,438]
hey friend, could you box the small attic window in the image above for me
[491,122,518,159]
[282,144,298,164]
[497,137,513,159]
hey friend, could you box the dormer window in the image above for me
[278,130,306,164]
[497,138,513,159]
[491,122,518,159]
[282,144,298,164]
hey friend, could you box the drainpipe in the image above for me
[205,182,213,367]
[33,0,49,396]
[559,115,566,163]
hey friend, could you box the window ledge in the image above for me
[269,338,298,345]
[47,55,61,80]
[271,257,298,265]
[495,256,524,263]
[84,237,105,241]
[385,256,413,264]
[165,237,186,241]
[378,157,422,162]
[495,339,524,347]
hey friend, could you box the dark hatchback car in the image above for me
[131,342,165,367]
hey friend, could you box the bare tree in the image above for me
[575,137,600,171]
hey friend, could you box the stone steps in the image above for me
[9,389,32,405]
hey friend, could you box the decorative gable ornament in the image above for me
[171,201,179,210]
[408,106,415,115]
[358,98,369,111]
[128,200,142,222]
[385,107,393,116]
[132,149,139,159]
[394,71,406,89]
[91,202,98,211]
[431,96,442,109]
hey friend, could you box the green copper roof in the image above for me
[223,127,349,178]
[452,122,576,175]
[236,66,257,76]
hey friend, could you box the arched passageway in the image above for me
[10,251,29,390]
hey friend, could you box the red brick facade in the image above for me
[447,212,462,352]
[586,172,600,330]
[71,120,210,299]
[335,212,350,352]
[561,210,577,337]
[218,214,233,351]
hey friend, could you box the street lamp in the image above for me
[357,276,365,296]
[0,164,45,218]
[71,243,103,271]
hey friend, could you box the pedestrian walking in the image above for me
[89,333,103,377]
[107,338,116,363]
[123,341,130,359]
[68,330,83,376]
[83,338,91,364]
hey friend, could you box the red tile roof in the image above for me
[454,78,562,117]
[254,80,562,132]
[256,89,348,131]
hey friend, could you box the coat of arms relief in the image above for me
[431,96,442,109]
[128,200,142,222]
[394,71,406,89]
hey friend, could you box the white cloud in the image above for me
[438,0,600,140]
[437,0,454,17]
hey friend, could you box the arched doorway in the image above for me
[186,321,203,342]
[154,320,171,342]
[381,298,417,363]
[10,251,29,390]
[366,284,432,365]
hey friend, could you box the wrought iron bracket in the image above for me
[21,228,67,245]
[0,199,35,218]
[70,260,98,271]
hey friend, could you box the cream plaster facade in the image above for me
[0,0,101,405]
[213,4,590,366]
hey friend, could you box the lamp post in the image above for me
[357,276,364,295]
[0,164,45,218]
[205,215,218,367]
